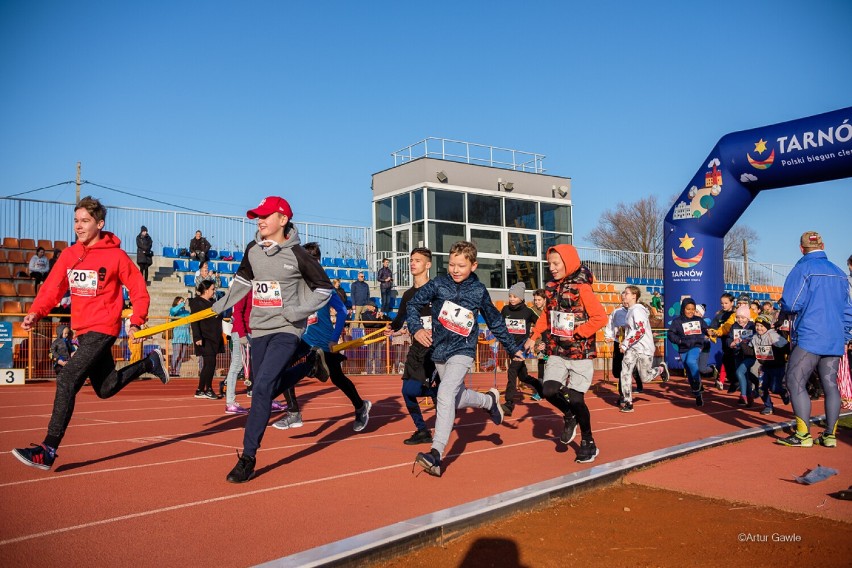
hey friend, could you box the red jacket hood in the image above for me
[548,244,581,276]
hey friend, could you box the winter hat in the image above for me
[737,293,750,304]
[736,305,751,318]
[800,230,824,249]
[141,225,148,232]
[755,314,773,328]
[695,304,706,317]
[508,282,526,299]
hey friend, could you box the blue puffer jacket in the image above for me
[667,298,708,352]
[781,250,852,356]
[406,272,520,362]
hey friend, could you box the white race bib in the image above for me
[307,312,318,327]
[67,269,98,297]
[437,301,475,337]
[420,315,432,331]
[252,281,283,308]
[755,344,774,361]
[505,317,526,335]
[682,320,702,336]
[551,311,575,338]
[733,329,753,342]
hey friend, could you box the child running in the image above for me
[499,282,544,416]
[387,247,441,445]
[12,196,169,470]
[210,196,334,483]
[524,244,608,463]
[407,241,524,477]
[616,285,665,412]
[751,313,790,415]
[667,298,709,406]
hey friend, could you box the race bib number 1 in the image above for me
[67,269,98,297]
[438,301,475,337]
[551,311,575,338]
[252,281,283,308]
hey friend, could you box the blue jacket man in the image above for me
[350,271,371,326]
[776,231,852,449]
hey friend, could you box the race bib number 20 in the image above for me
[252,281,283,308]
[67,269,98,297]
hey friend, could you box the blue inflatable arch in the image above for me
[663,106,852,367]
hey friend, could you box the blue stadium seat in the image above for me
[183,275,195,287]
[334,257,346,268]
[321,257,334,267]
[340,282,351,293]
[205,249,217,260]
[393,297,402,309]
[325,268,336,279]
[219,276,229,288]
[173,260,189,272]
[357,259,368,270]
[347,269,359,280]
[218,250,231,259]
[189,260,201,272]
[345,258,358,268]
[163,247,179,258]
[233,251,244,261]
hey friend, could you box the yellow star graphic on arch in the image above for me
[754,138,767,154]
[679,234,695,252]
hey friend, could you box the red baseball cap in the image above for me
[247,196,293,219]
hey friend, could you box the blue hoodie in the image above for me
[406,272,520,362]
[667,298,708,352]
[781,250,852,356]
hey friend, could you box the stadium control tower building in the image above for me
[371,138,573,292]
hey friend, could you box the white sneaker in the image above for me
[272,412,303,430]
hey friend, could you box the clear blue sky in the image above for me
[1,1,850,269]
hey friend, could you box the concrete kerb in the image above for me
[258,414,839,568]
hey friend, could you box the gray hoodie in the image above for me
[212,226,333,339]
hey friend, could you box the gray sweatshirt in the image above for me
[212,226,333,339]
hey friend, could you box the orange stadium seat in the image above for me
[37,239,52,250]
[16,282,36,297]
[18,238,36,250]
[0,249,6,263]
[3,300,22,313]
[0,265,12,280]
[0,281,16,297]
[6,250,26,264]
[2,237,19,249]
[53,240,69,250]
[22,301,33,313]
[12,321,28,338]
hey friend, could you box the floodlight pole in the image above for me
[75,162,81,204]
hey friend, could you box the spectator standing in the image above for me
[776,231,852,448]
[350,271,370,328]
[27,246,51,291]
[332,278,351,310]
[377,258,394,313]
[169,296,192,377]
[136,226,153,283]
[194,261,217,288]
[189,230,211,265]
[49,324,74,376]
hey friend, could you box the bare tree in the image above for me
[723,224,759,259]
[587,195,665,255]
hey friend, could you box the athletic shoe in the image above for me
[575,439,599,464]
[714,379,724,390]
[204,389,220,400]
[486,388,504,425]
[404,429,432,445]
[246,388,252,398]
[776,433,814,447]
[559,415,578,445]
[225,403,249,415]
[310,347,330,382]
[353,400,372,432]
[272,412,303,430]
[219,380,226,398]
[737,396,747,406]
[781,390,790,405]
[530,392,542,401]
[658,362,670,383]
[817,432,837,448]
[147,349,169,384]
[226,452,256,483]
[270,400,287,413]
[500,403,513,417]
[620,402,634,413]
[194,389,207,399]
[746,393,755,407]
[413,451,442,477]
[760,406,773,415]
[727,383,739,394]
[11,443,57,471]
[696,392,704,407]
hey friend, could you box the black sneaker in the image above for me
[194,389,206,399]
[147,349,169,385]
[781,390,790,405]
[500,403,513,417]
[219,379,226,398]
[696,392,704,407]
[12,443,57,471]
[575,439,599,464]
[620,402,634,413]
[226,452,256,483]
[204,389,220,400]
[659,362,670,383]
[404,429,433,445]
[310,347,330,382]
[559,415,578,445]
[486,388,504,425]
[413,450,441,477]
[353,400,372,432]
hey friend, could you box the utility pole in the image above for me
[742,239,749,285]
[75,162,81,204]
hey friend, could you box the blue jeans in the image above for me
[761,366,785,408]
[735,356,756,398]
[380,289,393,313]
[402,378,438,431]
[681,347,702,394]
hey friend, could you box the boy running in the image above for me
[12,196,168,470]
[524,244,608,463]
[407,241,523,477]
[211,196,334,483]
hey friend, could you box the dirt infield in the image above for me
[373,482,851,568]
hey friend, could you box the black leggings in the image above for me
[198,353,216,392]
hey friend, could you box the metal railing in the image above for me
[0,197,372,261]
[392,137,546,173]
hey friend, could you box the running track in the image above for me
[0,373,844,566]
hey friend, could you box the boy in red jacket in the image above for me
[12,196,168,471]
[525,244,607,463]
